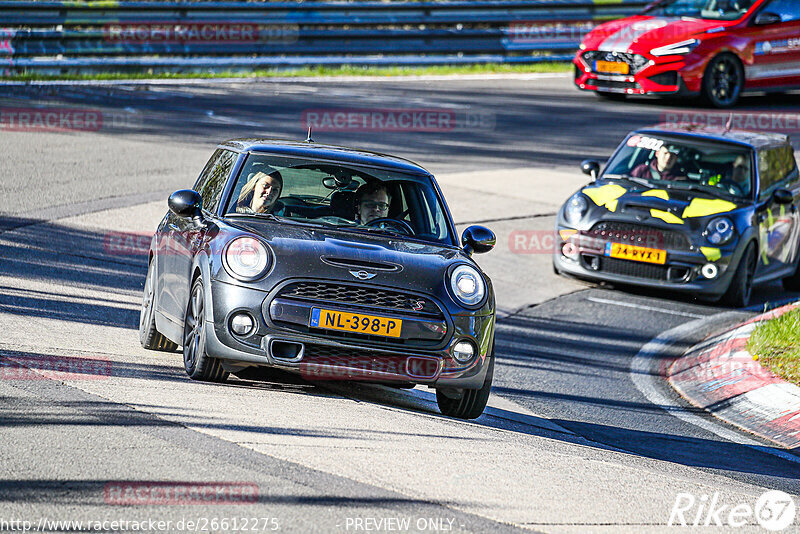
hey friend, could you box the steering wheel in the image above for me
[364,217,414,236]
[714,179,745,197]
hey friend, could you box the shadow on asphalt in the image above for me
[2,217,799,489]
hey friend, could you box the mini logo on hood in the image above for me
[349,270,376,280]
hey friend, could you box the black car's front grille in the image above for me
[582,50,650,74]
[597,256,670,281]
[277,281,442,317]
[300,343,439,380]
[588,222,691,251]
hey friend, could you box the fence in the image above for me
[0,0,649,75]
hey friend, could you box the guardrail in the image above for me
[0,0,648,76]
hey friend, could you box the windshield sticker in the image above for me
[627,135,664,151]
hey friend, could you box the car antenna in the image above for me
[306,126,314,143]
[724,113,733,133]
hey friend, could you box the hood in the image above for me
[578,181,743,230]
[220,219,471,296]
[584,15,730,53]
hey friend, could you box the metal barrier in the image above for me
[0,0,648,75]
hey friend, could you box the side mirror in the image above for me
[168,189,204,222]
[581,160,601,181]
[461,225,496,255]
[774,188,793,205]
[754,11,781,25]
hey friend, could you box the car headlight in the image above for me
[651,39,699,57]
[224,236,271,281]
[705,217,735,246]
[564,193,589,226]
[449,265,486,307]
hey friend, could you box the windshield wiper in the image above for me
[603,174,653,188]
[665,182,739,201]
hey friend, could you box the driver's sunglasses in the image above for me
[362,201,389,211]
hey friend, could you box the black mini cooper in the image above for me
[554,125,800,307]
[139,139,497,419]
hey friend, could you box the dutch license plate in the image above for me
[604,242,666,264]
[595,60,630,74]
[310,308,402,338]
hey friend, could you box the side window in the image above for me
[198,150,237,215]
[762,0,800,22]
[194,149,222,192]
[758,145,798,199]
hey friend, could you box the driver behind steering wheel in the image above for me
[355,182,391,224]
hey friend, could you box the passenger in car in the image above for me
[236,169,285,215]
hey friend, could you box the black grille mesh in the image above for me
[598,256,669,281]
[589,222,690,251]
[582,50,649,73]
[277,281,442,316]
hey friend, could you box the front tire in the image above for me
[183,277,229,382]
[721,243,756,308]
[139,260,178,351]
[702,53,744,108]
[436,350,494,420]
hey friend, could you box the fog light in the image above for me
[701,263,719,280]
[452,340,476,364]
[230,313,254,335]
[562,242,579,260]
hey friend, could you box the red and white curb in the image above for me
[668,303,800,449]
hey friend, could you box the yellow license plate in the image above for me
[604,242,666,264]
[310,308,402,338]
[595,60,630,74]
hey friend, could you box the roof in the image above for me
[219,138,432,176]
[636,124,791,150]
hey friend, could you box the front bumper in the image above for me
[553,226,738,297]
[204,278,495,390]
[572,51,705,96]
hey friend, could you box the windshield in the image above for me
[224,154,454,245]
[603,134,754,199]
[644,0,754,20]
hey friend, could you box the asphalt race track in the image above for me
[1,75,800,533]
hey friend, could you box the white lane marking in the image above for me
[587,296,707,319]
[630,316,800,466]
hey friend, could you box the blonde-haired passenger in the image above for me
[237,170,284,215]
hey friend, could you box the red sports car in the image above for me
[573,0,800,107]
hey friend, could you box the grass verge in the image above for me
[747,307,800,386]
[4,62,572,82]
